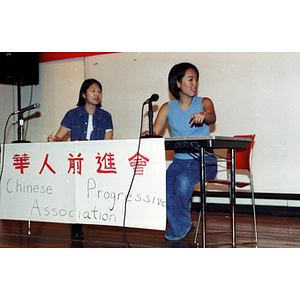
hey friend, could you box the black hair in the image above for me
[77,78,102,107]
[168,62,199,100]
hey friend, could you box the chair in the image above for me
[194,134,257,246]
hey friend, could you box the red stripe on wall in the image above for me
[39,52,115,63]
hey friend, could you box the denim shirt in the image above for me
[61,105,113,141]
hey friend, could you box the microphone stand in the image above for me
[142,101,162,139]
[149,101,154,135]
[12,83,31,143]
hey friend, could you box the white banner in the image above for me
[0,139,166,230]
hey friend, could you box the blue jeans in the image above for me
[165,154,218,240]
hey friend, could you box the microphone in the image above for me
[12,102,40,115]
[143,94,159,105]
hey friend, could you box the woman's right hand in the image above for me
[47,134,59,142]
[141,130,150,137]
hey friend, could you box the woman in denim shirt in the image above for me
[47,78,114,239]
[48,78,113,142]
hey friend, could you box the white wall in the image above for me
[1,52,299,200]
[85,52,300,195]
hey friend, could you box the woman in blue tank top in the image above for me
[143,62,218,241]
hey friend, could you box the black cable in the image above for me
[0,114,13,183]
[122,103,146,247]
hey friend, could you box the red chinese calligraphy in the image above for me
[95,152,117,174]
[12,153,30,174]
[39,154,56,174]
[68,153,83,175]
[128,152,149,175]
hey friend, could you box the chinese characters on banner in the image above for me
[0,139,166,230]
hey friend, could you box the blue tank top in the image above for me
[167,96,211,159]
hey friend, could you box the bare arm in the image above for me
[104,130,113,140]
[47,125,70,142]
[141,102,169,136]
[189,97,216,126]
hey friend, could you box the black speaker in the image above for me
[0,52,39,86]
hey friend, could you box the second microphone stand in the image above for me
[142,101,162,138]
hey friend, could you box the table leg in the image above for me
[200,147,206,248]
[230,148,236,247]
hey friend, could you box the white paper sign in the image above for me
[0,139,166,230]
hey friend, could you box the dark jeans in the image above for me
[165,155,217,240]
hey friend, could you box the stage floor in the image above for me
[1,212,300,248]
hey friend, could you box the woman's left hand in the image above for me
[189,112,207,125]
